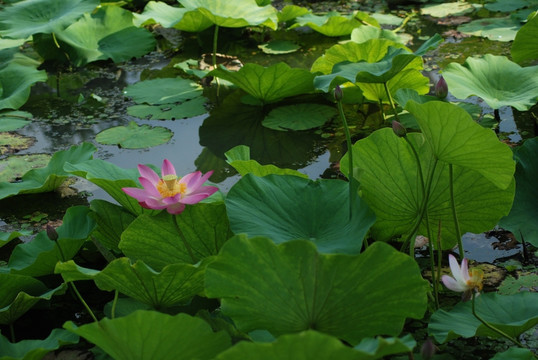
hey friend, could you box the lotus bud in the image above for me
[46,225,59,241]
[435,76,448,99]
[421,338,437,360]
[391,120,407,138]
[334,85,343,101]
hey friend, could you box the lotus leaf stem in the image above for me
[471,292,527,350]
[111,290,119,319]
[336,97,355,219]
[449,164,464,259]
[383,82,400,122]
[9,323,15,342]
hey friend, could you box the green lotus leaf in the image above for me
[124,78,203,105]
[95,121,172,149]
[0,154,51,183]
[290,11,378,37]
[199,91,322,168]
[0,110,33,131]
[499,137,538,247]
[511,11,538,65]
[311,39,411,75]
[226,174,375,254]
[258,40,300,54]
[490,347,537,360]
[7,206,96,276]
[0,0,99,39]
[224,145,308,178]
[89,199,136,251]
[64,311,231,360]
[443,55,538,111]
[341,129,515,248]
[133,1,213,32]
[179,0,278,30]
[498,273,538,295]
[484,0,531,12]
[120,202,232,269]
[54,6,155,66]
[0,230,30,249]
[457,16,522,42]
[126,97,208,120]
[406,101,515,189]
[428,292,538,343]
[262,103,336,131]
[420,1,475,17]
[0,273,52,324]
[205,237,428,344]
[0,329,79,360]
[357,69,429,103]
[0,55,47,110]
[210,63,315,104]
[216,331,415,360]
[65,159,149,216]
[350,26,404,44]
[0,142,96,200]
[277,5,310,23]
[55,258,206,309]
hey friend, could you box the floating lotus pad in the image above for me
[95,121,173,149]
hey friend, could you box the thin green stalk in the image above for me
[425,211,439,309]
[173,215,197,263]
[111,290,119,320]
[449,164,464,259]
[436,220,442,300]
[383,82,400,122]
[471,293,528,349]
[212,25,219,69]
[57,241,99,323]
[337,98,355,219]
[9,323,15,342]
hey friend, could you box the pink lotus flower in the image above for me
[122,159,218,215]
[441,254,483,301]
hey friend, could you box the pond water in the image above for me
[0,6,532,264]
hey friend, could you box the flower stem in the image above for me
[173,215,197,263]
[212,24,221,100]
[471,293,527,349]
[383,82,400,122]
[449,164,464,260]
[111,290,119,319]
[337,98,355,219]
[56,240,98,323]
[9,323,15,342]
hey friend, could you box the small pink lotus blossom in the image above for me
[122,159,218,215]
[441,254,483,301]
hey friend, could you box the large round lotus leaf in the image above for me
[277,4,310,23]
[95,121,172,149]
[457,16,522,42]
[215,331,415,360]
[350,26,404,44]
[289,11,366,37]
[179,0,278,30]
[262,103,336,131]
[442,54,538,111]
[258,40,300,54]
[484,0,531,12]
[511,12,538,65]
[0,110,33,131]
[124,78,203,105]
[225,174,375,254]
[0,154,50,182]
[357,69,429,103]
[0,0,99,39]
[428,292,538,343]
[64,311,231,360]
[311,39,414,75]
[126,98,208,120]
[210,62,315,104]
[341,129,515,249]
[205,237,428,345]
[490,347,537,360]
[55,258,206,309]
[0,329,79,360]
[55,6,155,66]
[0,55,47,111]
[499,137,538,247]
[133,1,213,32]
[420,2,475,17]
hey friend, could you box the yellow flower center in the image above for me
[466,268,484,291]
[156,175,187,198]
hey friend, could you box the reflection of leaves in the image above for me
[262,103,336,131]
[199,91,323,168]
[96,121,172,149]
